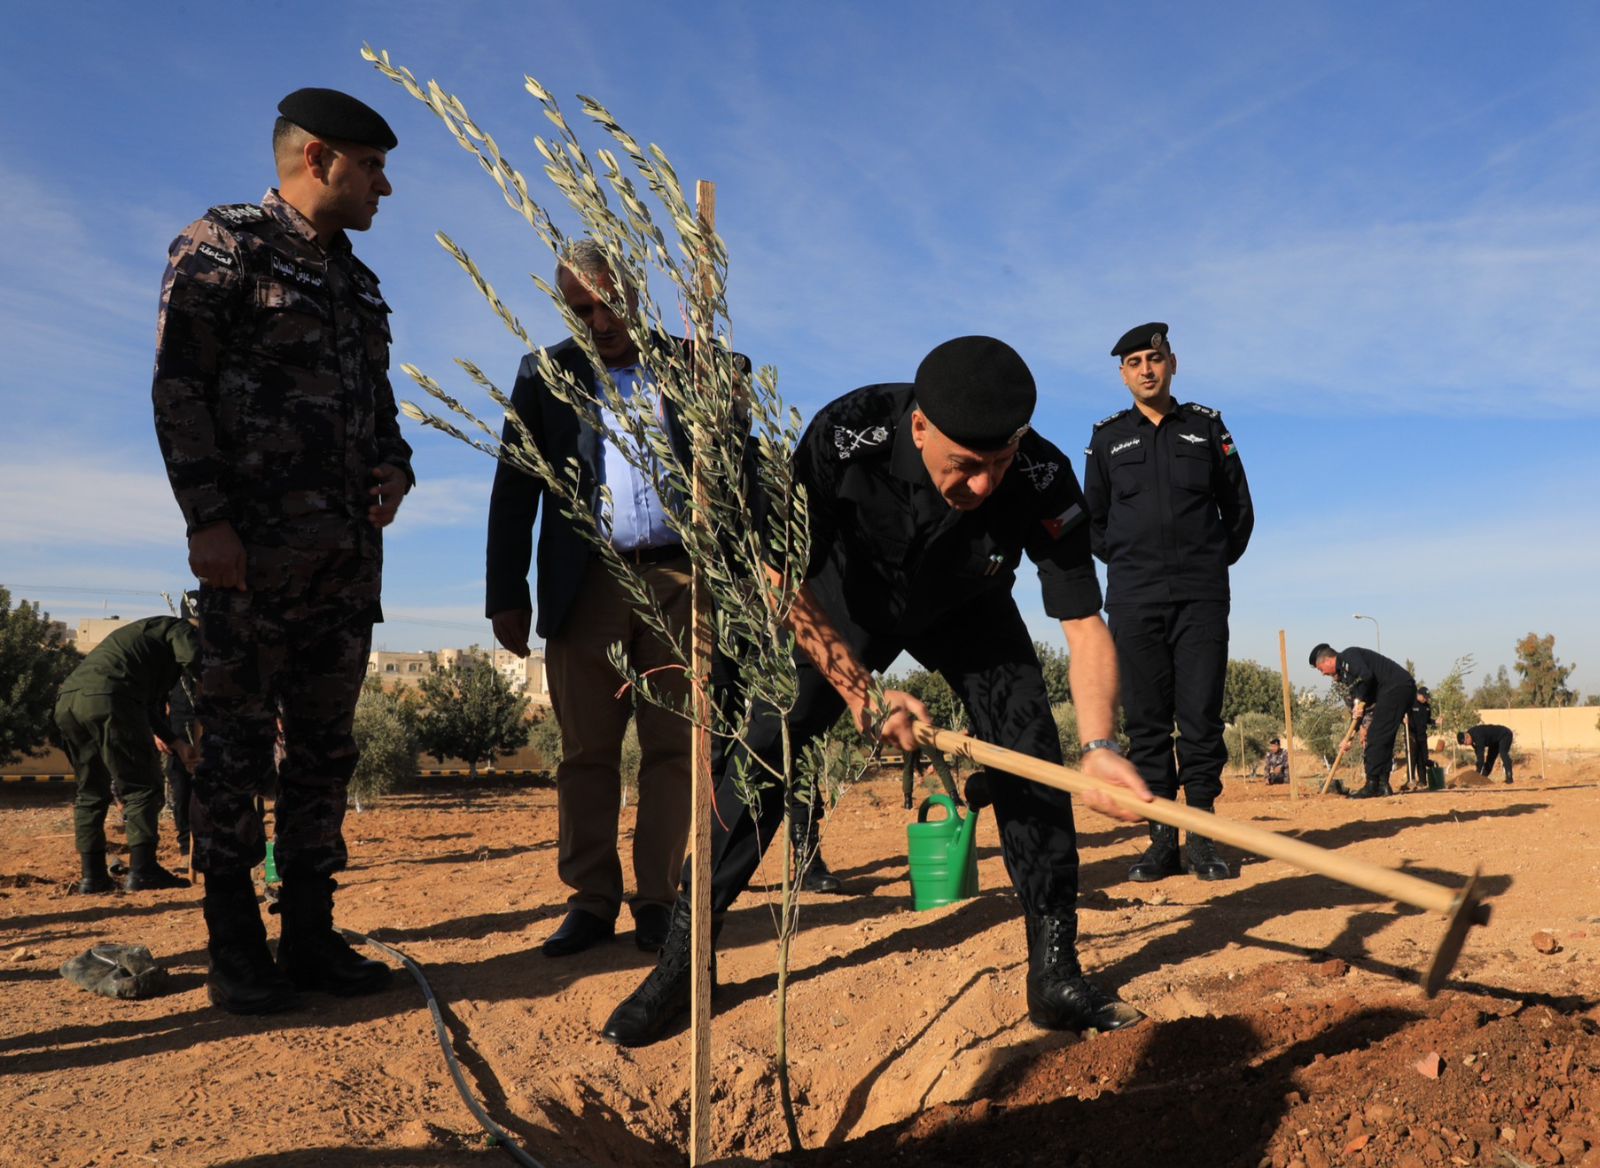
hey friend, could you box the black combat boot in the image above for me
[601,895,719,1047]
[203,871,296,1014]
[77,849,115,894]
[1128,823,1183,882]
[1024,914,1144,1033]
[791,804,843,894]
[1183,806,1231,880]
[274,868,391,996]
[124,841,190,890]
[1345,781,1384,799]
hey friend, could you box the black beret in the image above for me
[278,87,397,151]
[1309,642,1335,667]
[912,336,1036,451]
[1111,321,1169,358]
[1417,686,1430,697]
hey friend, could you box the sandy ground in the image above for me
[1,758,1597,1168]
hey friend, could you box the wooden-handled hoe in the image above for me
[912,724,1491,996]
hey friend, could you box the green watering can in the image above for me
[906,794,980,910]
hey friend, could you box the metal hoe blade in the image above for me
[1422,867,1490,997]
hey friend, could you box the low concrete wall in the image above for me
[1475,707,1600,752]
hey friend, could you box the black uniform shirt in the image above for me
[1408,697,1435,732]
[794,384,1102,635]
[1083,401,1253,606]
[1466,724,1512,749]
[1335,646,1413,704]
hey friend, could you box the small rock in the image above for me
[1367,1103,1397,1124]
[1533,931,1562,954]
[1414,1051,1443,1079]
[8,948,34,963]
[1343,1134,1370,1155]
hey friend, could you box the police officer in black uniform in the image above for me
[1084,323,1253,881]
[1310,644,1416,798]
[1405,685,1434,790]
[1459,724,1514,783]
[599,336,1155,1048]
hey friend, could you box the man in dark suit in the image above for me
[486,240,699,956]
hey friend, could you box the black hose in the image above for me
[343,930,548,1168]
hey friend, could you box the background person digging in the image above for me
[1310,643,1416,799]
[1084,323,1253,882]
[1459,724,1515,783]
[54,615,200,893]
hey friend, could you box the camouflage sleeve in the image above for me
[151,218,244,534]
[370,350,416,488]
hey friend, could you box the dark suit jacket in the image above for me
[485,336,747,640]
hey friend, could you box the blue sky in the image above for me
[3,2,1597,697]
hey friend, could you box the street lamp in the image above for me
[1353,612,1380,651]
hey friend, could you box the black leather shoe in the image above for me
[1128,823,1182,882]
[542,909,615,957]
[1025,914,1143,1033]
[1346,784,1384,799]
[1184,833,1231,881]
[633,903,671,952]
[77,873,116,895]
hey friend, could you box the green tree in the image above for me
[349,679,420,811]
[1295,686,1354,764]
[1427,656,1479,739]
[1222,658,1282,722]
[0,588,82,766]
[415,658,531,779]
[1513,632,1576,708]
[1033,640,1072,705]
[1228,711,1281,770]
[893,668,961,732]
[1470,664,1517,709]
[528,711,563,773]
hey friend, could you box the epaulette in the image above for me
[347,250,383,284]
[206,203,267,229]
[1092,408,1131,432]
[1184,402,1221,419]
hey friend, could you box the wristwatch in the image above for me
[1080,738,1123,756]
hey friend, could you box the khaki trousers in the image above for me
[545,556,692,920]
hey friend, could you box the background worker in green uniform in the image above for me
[55,615,200,893]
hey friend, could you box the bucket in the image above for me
[906,794,979,911]
[1427,763,1446,791]
[262,840,279,885]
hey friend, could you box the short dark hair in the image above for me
[1309,643,1337,668]
[1456,731,1468,744]
[1269,737,1281,746]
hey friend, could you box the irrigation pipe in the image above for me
[344,930,548,1168]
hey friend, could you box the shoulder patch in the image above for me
[207,203,266,227]
[195,241,235,269]
[832,423,890,460]
[1184,402,1220,419]
[1092,408,1130,432]
[1015,450,1059,492]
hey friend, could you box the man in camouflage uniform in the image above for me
[55,615,200,893]
[151,88,412,1015]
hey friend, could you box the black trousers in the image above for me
[1406,717,1430,786]
[1362,681,1415,790]
[1107,600,1229,808]
[690,578,1079,920]
[1479,734,1513,780]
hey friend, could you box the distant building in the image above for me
[366,645,549,703]
[75,617,132,655]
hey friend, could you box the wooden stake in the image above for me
[1539,717,1547,782]
[1278,630,1297,798]
[688,179,716,1168]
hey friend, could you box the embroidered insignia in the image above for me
[270,254,325,289]
[1016,451,1058,491]
[211,204,265,225]
[1041,503,1083,540]
[1178,432,1206,445]
[196,242,234,268]
[832,424,889,458]
[1110,437,1141,456]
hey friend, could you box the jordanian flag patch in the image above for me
[1221,431,1238,456]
